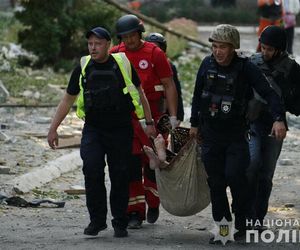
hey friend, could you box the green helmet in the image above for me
[209,24,240,49]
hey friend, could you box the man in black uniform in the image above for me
[47,27,153,238]
[247,25,300,231]
[189,24,286,243]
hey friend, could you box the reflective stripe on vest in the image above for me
[76,55,91,119]
[76,53,144,119]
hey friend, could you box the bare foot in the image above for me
[154,134,166,162]
[143,145,160,170]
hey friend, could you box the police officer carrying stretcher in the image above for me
[110,14,178,229]
[189,24,286,243]
[247,25,300,232]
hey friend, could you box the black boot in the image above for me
[147,207,159,223]
[114,227,128,238]
[84,222,107,236]
[128,211,143,229]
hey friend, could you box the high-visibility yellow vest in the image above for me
[76,53,144,119]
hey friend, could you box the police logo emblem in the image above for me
[219,225,229,237]
[139,59,148,69]
[221,101,231,113]
[210,217,237,245]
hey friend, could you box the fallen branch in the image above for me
[101,0,211,50]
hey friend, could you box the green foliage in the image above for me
[175,54,202,107]
[166,36,186,59]
[15,0,120,70]
[141,0,257,24]
[0,11,23,43]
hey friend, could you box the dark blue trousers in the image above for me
[80,124,133,229]
[247,122,283,222]
[201,135,250,230]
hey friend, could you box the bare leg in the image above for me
[154,134,166,162]
[143,145,161,170]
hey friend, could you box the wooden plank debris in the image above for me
[56,136,81,149]
[64,185,85,195]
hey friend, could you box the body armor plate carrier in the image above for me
[200,56,248,121]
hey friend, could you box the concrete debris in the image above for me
[10,150,82,194]
[33,91,41,99]
[284,203,295,208]
[14,119,30,127]
[0,59,11,72]
[0,160,7,165]
[286,113,300,129]
[22,90,33,98]
[279,158,293,166]
[34,76,47,81]
[43,84,65,96]
[0,192,7,202]
[0,131,17,143]
[0,131,11,141]
[21,90,41,100]
[0,123,9,129]
[0,166,10,174]
[34,116,52,124]
[22,131,48,138]
[1,43,37,62]
[72,130,82,136]
[0,80,10,103]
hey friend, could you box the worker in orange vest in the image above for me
[257,0,283,51]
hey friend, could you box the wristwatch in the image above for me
[145,119,155,126]
[275,116,284,122]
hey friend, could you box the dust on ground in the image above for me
[0,107,299,250]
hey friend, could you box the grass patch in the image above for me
[175,53,202,107]
[32,188,80,200]
[0,65,69,104]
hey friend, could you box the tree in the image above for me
[15,0,120,70]
[211,0,236,7]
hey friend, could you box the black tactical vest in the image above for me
[250,53,283,98]
[200,57,249,122]
[81,61,129,114]
[250,53,299,116]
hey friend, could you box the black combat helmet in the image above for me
[259,25,287,51]
[145,32,167,52]
[116,14,145,37]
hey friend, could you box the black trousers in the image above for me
[246,123,283,222]
[80,124,133,229]
[201,135,250,230]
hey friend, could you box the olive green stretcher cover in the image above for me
[155,138,211,216]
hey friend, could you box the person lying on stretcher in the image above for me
[143,134,168,169]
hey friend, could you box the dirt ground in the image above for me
[0,108,299,250]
